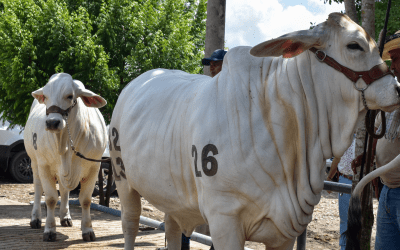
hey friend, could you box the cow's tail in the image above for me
[345,153,400,250]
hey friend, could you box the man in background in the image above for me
[179,49,228,250]
[202,49,227,77]
[161,49,228,250]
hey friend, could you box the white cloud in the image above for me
[225,0,345,49]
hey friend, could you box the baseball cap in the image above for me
[202,49,227,65]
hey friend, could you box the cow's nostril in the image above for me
[397,86,400,97]
[46,119,60,130]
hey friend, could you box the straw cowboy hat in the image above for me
[382,30,400,61]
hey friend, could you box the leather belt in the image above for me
[339,173,353,180]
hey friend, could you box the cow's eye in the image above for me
[347,43,364,52]
[67,95,73,100]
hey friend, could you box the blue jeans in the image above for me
[375,185,400,250]
[338,175,352,250]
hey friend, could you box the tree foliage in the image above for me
[374,0,400,41]
[0,0,207,126]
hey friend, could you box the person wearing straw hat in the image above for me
[382,30,400,78]
[374,29,400,250]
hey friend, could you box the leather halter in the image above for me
[44,99,108,162]
[309,47,394,86]
[309,47,395,110]
[46,100,77,117]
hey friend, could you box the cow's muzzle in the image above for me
[46,118,61,130]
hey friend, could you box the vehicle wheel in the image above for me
[92,161,116,197]
[9,151,33,183]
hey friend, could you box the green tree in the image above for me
[0,0,207,126]
[0,0,118,126]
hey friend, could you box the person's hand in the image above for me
[326,176,333,194]
[326,157,340,194]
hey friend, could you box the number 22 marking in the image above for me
[110,127,126,180]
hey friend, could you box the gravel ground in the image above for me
[0,174,379,250]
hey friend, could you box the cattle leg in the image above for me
[208,216,245,250]
[30,164,43,229]
[41,173,58,242]
[164,214,182,250]
[79,168,99,242]
[117,182,141,250]
[59,183,73,227]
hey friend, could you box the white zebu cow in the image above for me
[24,73,107,242]
[109,13,400,250]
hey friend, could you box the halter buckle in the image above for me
[352,81,369,92]
[315,50,327,62]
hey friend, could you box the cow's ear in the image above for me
[77,89,107,108]
[250,29,324,58]
[32,88,45,104]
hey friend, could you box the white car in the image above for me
[0,118,32,183]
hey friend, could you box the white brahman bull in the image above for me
[109,13,400,250]
[24,73,107,242]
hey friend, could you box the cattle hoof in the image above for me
[43,232,57,242]
[30,219,41,229]
[82,232,96,241]
[61,218,73,227]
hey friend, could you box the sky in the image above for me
[225,0,346,49]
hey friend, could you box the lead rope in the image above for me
[65,113,111,163]
[358,0,392,181]
[361,90,369,111]
[355,78,386,140]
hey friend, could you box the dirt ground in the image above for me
[0,174,379,250]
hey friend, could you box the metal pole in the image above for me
[296,228,307,250]
[98,167,104,205]
[105,161,113,207]
[323,181,352,194]
[378,0,392,58]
